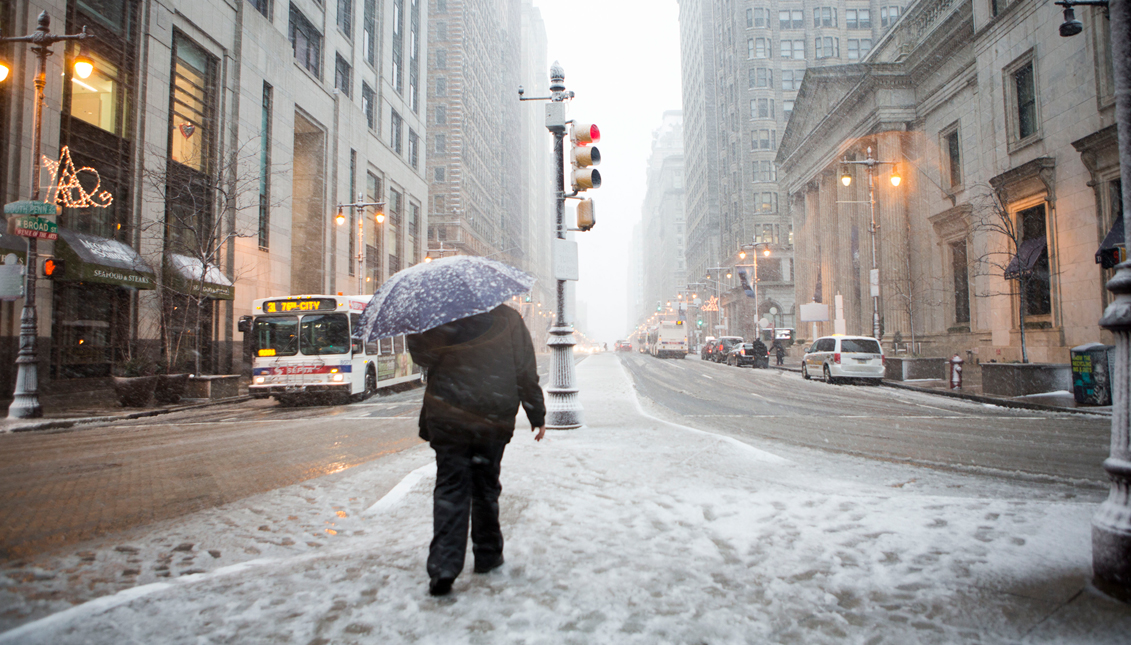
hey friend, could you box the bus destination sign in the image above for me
[262,297,338,313]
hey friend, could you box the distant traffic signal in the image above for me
[570,122,601,192]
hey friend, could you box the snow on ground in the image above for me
[2,354,1130,644]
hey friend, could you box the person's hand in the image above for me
[532,426,546,442]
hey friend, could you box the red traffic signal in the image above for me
[570,122,602,192]
[43,257,66,278]
[571,123,600,145]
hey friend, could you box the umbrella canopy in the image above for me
[356,255,536,341]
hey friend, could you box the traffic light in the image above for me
[1097,245,1125,269]
[576,198,595,231]
[43,257,65,279]
[570,122,601,191]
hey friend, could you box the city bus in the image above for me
[647,319,688,359]
[242,294,419,405]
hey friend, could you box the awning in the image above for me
[55,228,156,289]
[1004,236,1047,280]
[0,232,27,259]
[1096,215,1125,269]
[165,253,234,300]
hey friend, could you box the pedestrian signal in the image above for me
[43,257,65,279]
[576,199,595,231]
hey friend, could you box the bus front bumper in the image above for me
[250,383,351,399]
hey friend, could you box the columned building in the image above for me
[0,0,428,394]
[778,0,1119,362]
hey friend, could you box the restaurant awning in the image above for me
[55,228,156,289]
[165,253,234,300]
[0,232,27,259]
[1004,236,1047,280]
[1096,215,1125,269]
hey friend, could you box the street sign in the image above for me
[6,214,58,240]
[4,200,60,216]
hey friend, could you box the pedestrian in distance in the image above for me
[750,337,769,369]
[407,304,546,597]
[771,338,786,366]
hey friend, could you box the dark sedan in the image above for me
[726,342,769,368]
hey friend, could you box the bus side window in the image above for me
[350,314,364,355]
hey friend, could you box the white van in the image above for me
[802,335,885,384]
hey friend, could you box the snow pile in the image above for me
[3,354,1127,644]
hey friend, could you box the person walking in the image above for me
[771,338,786,366]
[407,304,546,597]
[750,336,769,369]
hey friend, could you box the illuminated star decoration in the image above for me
[42,146,113,209]
[701,295,720,312]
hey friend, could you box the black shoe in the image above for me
[429,577,454,596]
[474,555,504,574]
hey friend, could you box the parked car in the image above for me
[711,336,745,363]
[802,335,885,384]
[725,342,769,368]
[614,340,632,352]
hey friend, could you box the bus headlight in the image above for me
[332,373,345,382]
[254,376,266,384]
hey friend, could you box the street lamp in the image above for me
[839,145,900,340]
[737,243,771,339]
[2,12,95,419]
[335,193,385,294]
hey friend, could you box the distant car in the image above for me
[711,336,744,363]
[725,342,769,368]
[802,335,885,384]
[614,340,632,352]
[700,336,717,360]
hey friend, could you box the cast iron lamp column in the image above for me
[1,12,93,419]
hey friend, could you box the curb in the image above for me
[1,396,255,434]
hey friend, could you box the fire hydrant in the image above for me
[949,354,963,390]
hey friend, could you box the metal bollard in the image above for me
[949,354,963,389]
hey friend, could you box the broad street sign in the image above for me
[6,214,58,240]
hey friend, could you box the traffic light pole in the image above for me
[543,62,582,429]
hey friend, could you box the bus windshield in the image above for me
[255,316,298,356]
[299,314,351,355]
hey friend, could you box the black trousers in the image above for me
[428,440,507,580]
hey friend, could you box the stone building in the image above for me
[777,0,1120,362]
[640,111,686,329]
[678,0,911,340]
[0,0,428,394]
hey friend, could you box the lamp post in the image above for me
[1,12,94,419]
[737,243,771,340]
[839,146,901,341]
[335,193,385,294]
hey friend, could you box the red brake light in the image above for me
[834,352,841,364]
[741,348,746,356]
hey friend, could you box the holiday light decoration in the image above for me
[701,295,720,312]
[41,146,113,209]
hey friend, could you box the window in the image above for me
[334,54,351,96]
[847,38,872,60]
[436,76,446,96]
[169,33,217,174]
[944,127,962,188]
[391,109,403,154]
[434,133,446,153]
[748,38,754,58]
[409,0,419,112]
[1015,204,1051,317]
[752,98,775,119]
[951,241,970,323]
[880,5,901,27]
[258,82,272,250]
[759,192,777,212]
[348,149,356,275]
[784,100,795,120]
[991,0,1007,17]
[436,22,447,39]
[815,37,839,59]
[746,8,753,27]
[753,7,767,28]
[337,0,353,38]
[362,82,375,129]
[363,0,376,65]
[750,67,773,88]
[435,105,446,125]
[1004,54,1040,148]
[814,7,837,27]
[434,166,445,181]
[781,40,804,59]
[434,49,446,68]
[846,8,871,28]
[391,0,404,93]
[754,160,776,182]
[289,4,322,78]
[388,189,402,265]
[249,0,271,18]
[408,129,419,169]
[780,9,803,29]
[68,50,126,136]
[754,38,769,58]
[437,0,446,10]
[782,69,799,91]
[409,202,420,264]
[752,129,775,150]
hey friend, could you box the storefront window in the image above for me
[70,53,123,135]
[169,34,217,174]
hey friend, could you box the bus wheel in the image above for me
[364,368,377,399]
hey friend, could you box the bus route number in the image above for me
[263,298,337,313]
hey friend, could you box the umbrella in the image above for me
[356,255,536,341]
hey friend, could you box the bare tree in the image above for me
[139,139,281,374]
[968,186,1049,363]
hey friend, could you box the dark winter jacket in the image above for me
[407,305,545,445]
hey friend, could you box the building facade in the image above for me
[0,0,428,394]
[678,0,909,340]
[777,0,1120,362]
[640,111,687,331]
